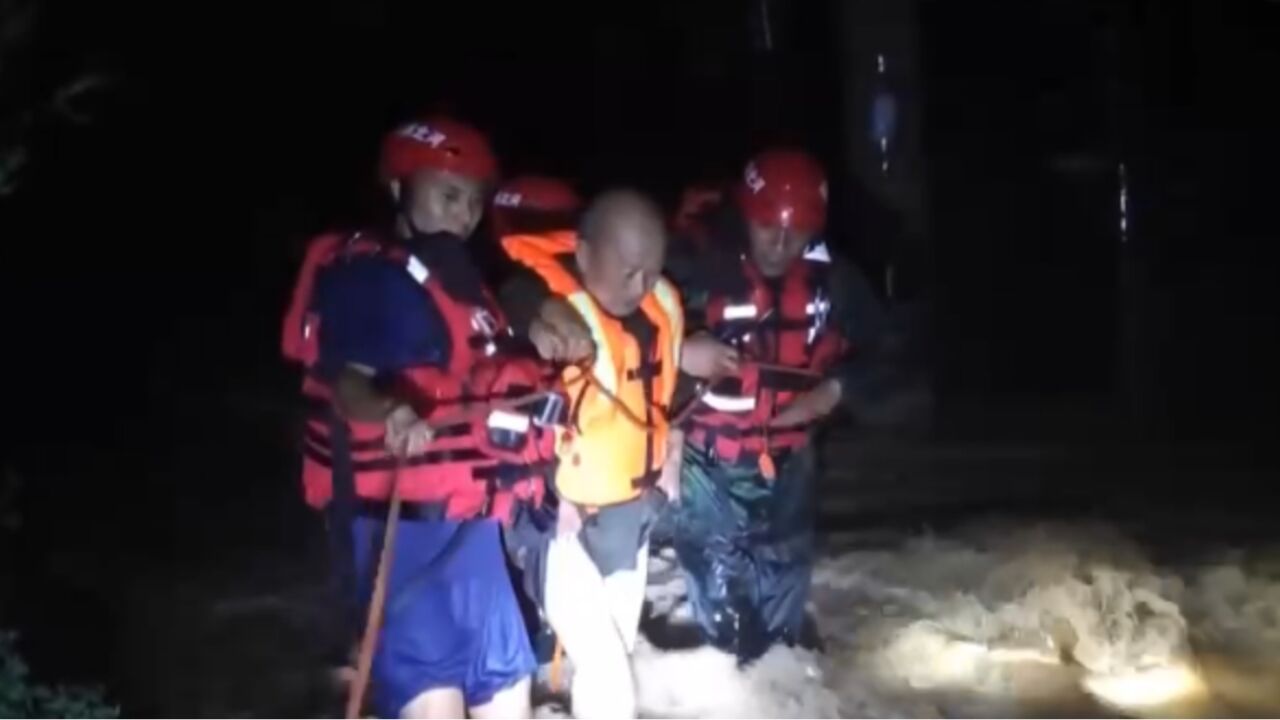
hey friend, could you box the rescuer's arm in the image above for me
[824,257,892,416]
[317,257,448,456]
[668,246,738,382]
[498,266,552,338]
[499,265,594,362]
[333,364,396,421]
[768,257,883,428]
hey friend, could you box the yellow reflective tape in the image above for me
[567,291,617,394]
[652,279,684,369]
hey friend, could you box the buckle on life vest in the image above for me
[356,498,449,522]
[626,360,663,382]
[630,467,663,490]
[530,393,566,428]
[757,367,821,392]
[483,409,532,456]
[479,476,497,517]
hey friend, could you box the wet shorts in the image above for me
[352,516,536,715]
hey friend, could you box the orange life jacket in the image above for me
[501,231,684,507]
[281,231,556,522]
[687,245,847,463]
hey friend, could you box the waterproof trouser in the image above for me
[673,442,817,663]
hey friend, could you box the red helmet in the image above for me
[736,149,828,233]
[493,176,582,213]
[491,175,582,237]
[378,116,498,184]
[674,185,724,233]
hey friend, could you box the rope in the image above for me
[549,637,565,694]
[345,461,404,719]
[560,360,659,431]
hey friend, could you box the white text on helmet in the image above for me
[399,123,447,148]
[494,191,524,208]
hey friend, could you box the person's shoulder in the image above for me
[321,242,416,287]
[317,245,434,314]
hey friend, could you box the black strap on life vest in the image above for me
[324,407,359,643]
[688,418,808,439]
[625,360,663,383]
[630,467,663,489]
[352,460,555,523]
[757,367,822,392]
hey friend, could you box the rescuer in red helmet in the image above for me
[511,148,890,665]
[491,175,583,238]
[668,148,857,662]
[281,116,553,718]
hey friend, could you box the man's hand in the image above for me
[385,404,435,458]
[657,428,685,503]
[769,378,843,428]
[529,298,594,362]
[680,332,740,378]
[556,496,583,538]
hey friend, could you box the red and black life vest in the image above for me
[281,231,556,523]
[686,245,848,463]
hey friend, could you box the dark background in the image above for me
[3,0,1278,713]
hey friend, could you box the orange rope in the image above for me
[560,359,660,431]
[549,637,565,693]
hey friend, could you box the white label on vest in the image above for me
[471,309,499,336]
[723,303,759,320]
[487,409,531,433]
[703,392,757,413]
[803,242,831,263]
[406,255,429,284]
[806,300,827,316]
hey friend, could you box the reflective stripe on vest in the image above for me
[652,280,684,373]
[702,391,757,413]
[568,290,618,395]
[687,255,845,462]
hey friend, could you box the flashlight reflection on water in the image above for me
[1083,663,1208,713]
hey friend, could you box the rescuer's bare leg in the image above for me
[399,686,465,719]
[470,676,533,720]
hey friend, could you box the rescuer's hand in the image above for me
[680,332,740,378]
[530,298,594,362]
[385,404,435,458]
[657,428,685,503]
[769,378,843,428]
[556,496,583,538]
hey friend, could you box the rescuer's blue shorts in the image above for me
[352,515,536,715]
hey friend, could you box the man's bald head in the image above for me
[576,189,669,316]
